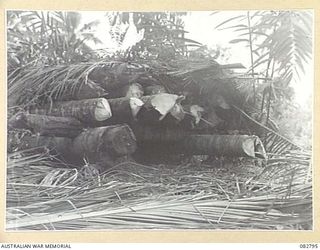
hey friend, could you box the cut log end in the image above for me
[253,136,267,159]
[108,125,137,155]
[94,98,112,121]
[241,135,267,159]
[71,125,137,164]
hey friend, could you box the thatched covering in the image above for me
[7,59,310,230]
[7,149,311,230]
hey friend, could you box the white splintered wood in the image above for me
[253,136,267,159]
[190,105,204,124]
[94,98,112,121]
[242,137,255,158]
[129,97,144,118]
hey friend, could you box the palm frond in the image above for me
[232,105,301,154]
[7,149,311,230]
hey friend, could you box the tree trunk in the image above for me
[179,135,266,159]
[95,94,184,127]
[11,125,137,164]
[72,125,137,163]
[29,98,112,123]
[131,124,187,143]
[108,96,144,121]
[93,97,144,126]
[133,125,266,159]
[8,113,83,138]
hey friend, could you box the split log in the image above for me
[95,94,184,127]
[138,94,185,124]
[72,125,137,163]
[178,104,206,130]
[29,98,112,124]
[8,113,83,138]
[93,97,144,126]
[108,97,144,121]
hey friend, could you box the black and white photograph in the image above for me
[6,10,313,231]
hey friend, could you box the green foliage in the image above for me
[7,11,101,69]
[215,10,313,148]
[106,12,202,59]
[216,10,313,86]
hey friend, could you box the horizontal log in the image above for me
[179,135,267,159]
[12,125,137,165]
[131,124,187,143]
[72,125,137,163]
[95,94,183,127]
[92,97,144,126]
[133,126,266,159]
[29,98,112,123]
[8,113,83,138]
[108,96,144,121]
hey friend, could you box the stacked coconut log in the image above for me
[9,75,267,171]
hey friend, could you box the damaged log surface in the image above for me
[132,124,188,143]
[13,125,137,164]
[8,113,83,138]
[72,125,137,163]
[29,98,112,123]
[96,94,184,126]
[107,97,143,123]
[180,135,267,159]
[134,126,266,159]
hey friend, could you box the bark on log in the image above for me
[131,124,187,143]
[72,125,137,163]
[179,135,266,159]
[12,125,137,164]
[132,125,266,159]
[93,97,144,126]
[8,113,83,138]
[108,97,144,121]
[94,94,183,126]
[29,98,112,123]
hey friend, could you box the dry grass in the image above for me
[6,60,312,231]
[6,149,312,230]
